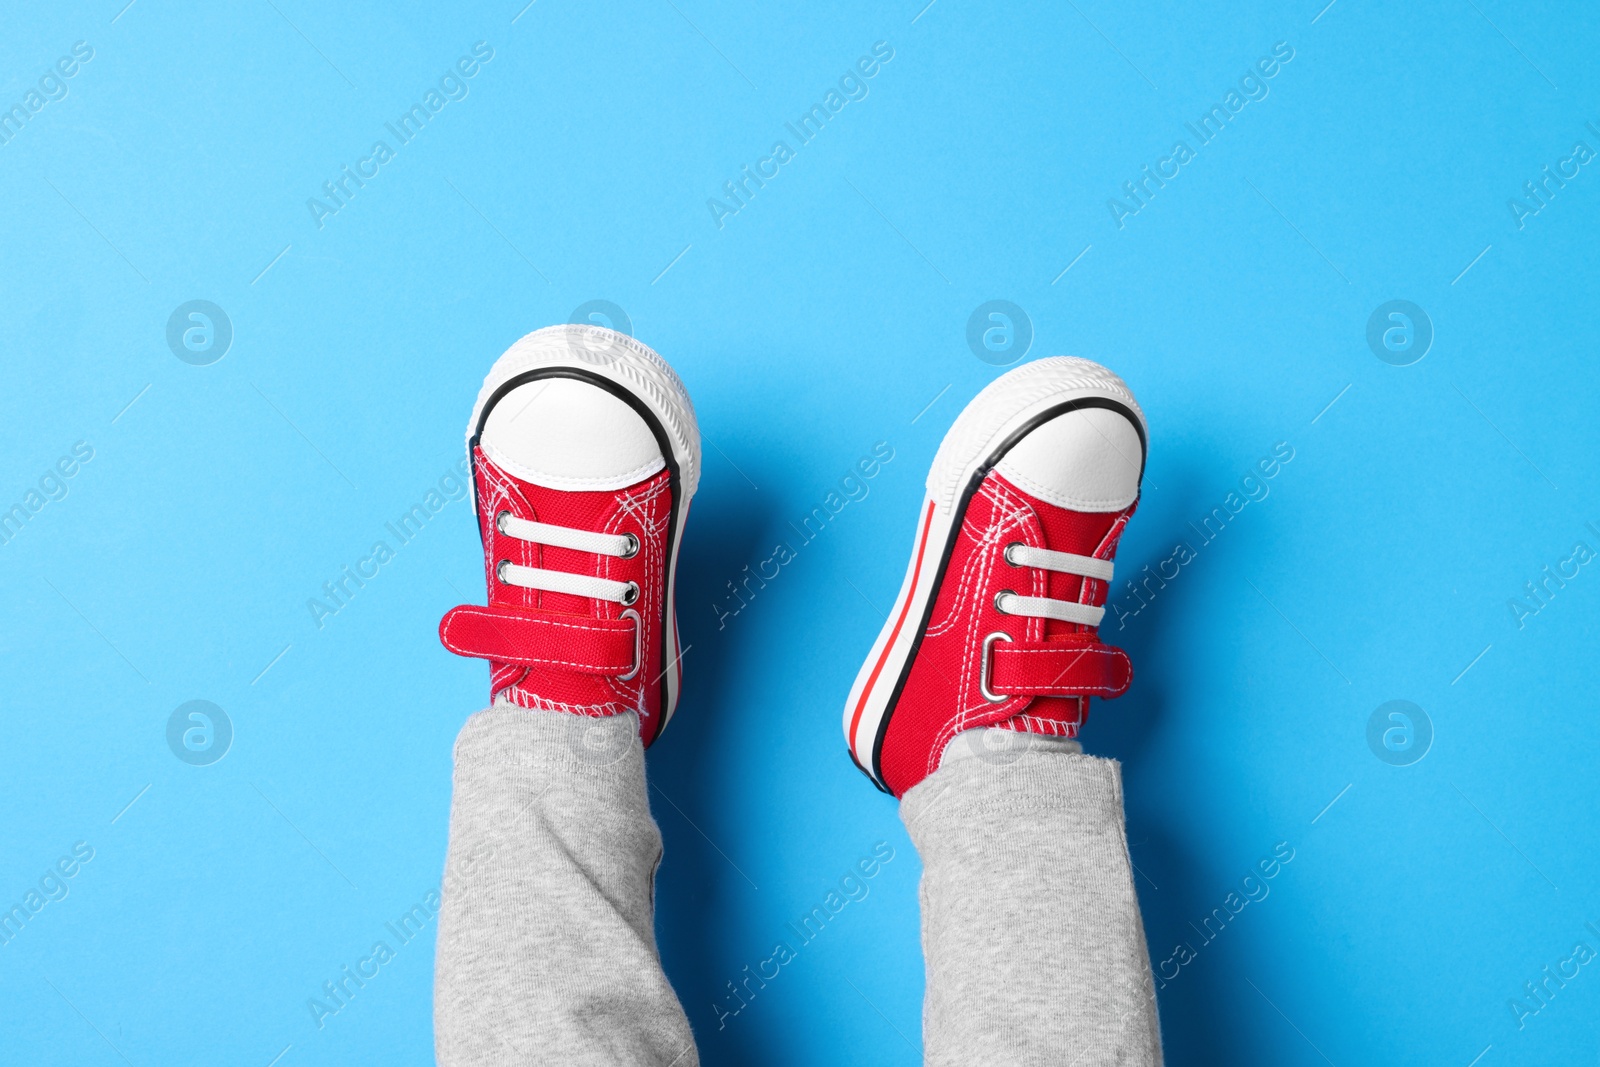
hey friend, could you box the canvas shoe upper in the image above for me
[842,357,1147,797]
[438,325,700,747]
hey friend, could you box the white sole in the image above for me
[469,325,702,733]
[841,357,1146,790]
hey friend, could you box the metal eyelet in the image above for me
[618,608,643,681]
[980,631,1013,703]
[496,560,511,583]
[495,510,511,534]
[1003,542,1022,566]
[620,532,640,559]
[620,581,640,606]
[994,589,1015,613]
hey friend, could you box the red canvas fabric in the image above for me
[438,445,676,745]
[989,637,1132,697]
[438,606,638,674]
[879,470,1136,796]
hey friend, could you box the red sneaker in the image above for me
[843,357,1147,796]
[439,325,700,746]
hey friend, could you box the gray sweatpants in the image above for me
[433,706,1162,1066]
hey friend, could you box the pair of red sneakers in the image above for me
[439,326,1146,797]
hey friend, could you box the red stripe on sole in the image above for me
[848,500,937,748]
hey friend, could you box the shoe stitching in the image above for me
[926,478,1042,780]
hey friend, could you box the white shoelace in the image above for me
[494,511,640,605]
[996,542,1113,627]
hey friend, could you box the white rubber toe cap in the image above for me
[995,406,1143,512]
[924,356,1145,514]
[480,378,665,492]
[469,325,701,498]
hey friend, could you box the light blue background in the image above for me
[3,0,1597,1063]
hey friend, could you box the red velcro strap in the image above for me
[989,637,1132,698]
[438,605,637,676]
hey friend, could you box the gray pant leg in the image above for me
[901,733,1162,1067]
[433,706,697,1067]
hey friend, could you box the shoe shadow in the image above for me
[648,468,776,1065]
[1091,461,1252,1066]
